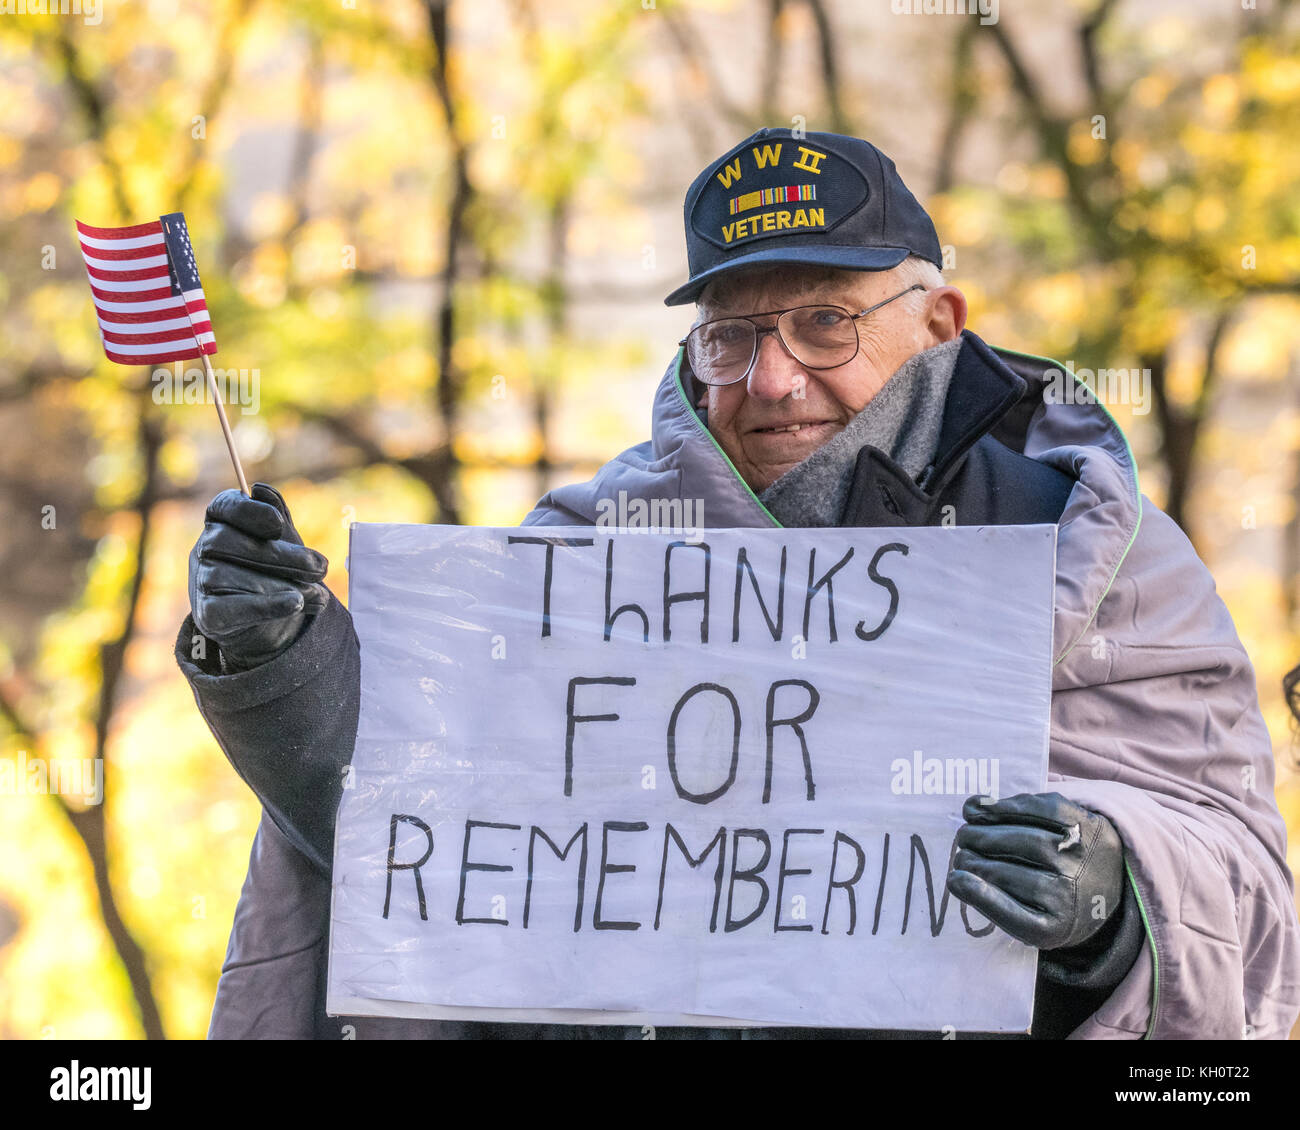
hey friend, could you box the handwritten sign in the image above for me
[327,524,1055,1031]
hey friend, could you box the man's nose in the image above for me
[746,327,805,401]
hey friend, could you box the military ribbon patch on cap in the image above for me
[728,184,817,216]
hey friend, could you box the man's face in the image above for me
[694,267,962,493]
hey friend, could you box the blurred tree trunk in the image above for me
[535,197,570,502]
[425,0,473,526]
[0,402,167,1041]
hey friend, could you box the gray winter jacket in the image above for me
[177,330,1300,1039]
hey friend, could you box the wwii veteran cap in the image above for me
[664,127,942,306]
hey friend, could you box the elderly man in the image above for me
[178,127,1300,1040]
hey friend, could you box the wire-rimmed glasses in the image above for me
[680,284,926,386]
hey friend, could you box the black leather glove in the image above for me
[188,482,331,672]
[946,792,1127,953]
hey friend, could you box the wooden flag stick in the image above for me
[158,213,250,497]
[199,352,251,496]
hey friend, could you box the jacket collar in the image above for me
[928,330,1028,491]
[835,329,1028,526]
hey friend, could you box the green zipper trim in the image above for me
[995,345,1144,668]
[995,352,1158,1033]
[672,346,784,528]
[1124,858,1160,1039]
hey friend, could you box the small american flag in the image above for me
[75,212,217,366]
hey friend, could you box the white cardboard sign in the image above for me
[328,523,1055,1032]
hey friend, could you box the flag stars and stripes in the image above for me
[75,213,218,365]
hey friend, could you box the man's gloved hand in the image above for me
[946,792,1126,953]
[188,482,331,672]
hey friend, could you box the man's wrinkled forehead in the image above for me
[698,266,880,316]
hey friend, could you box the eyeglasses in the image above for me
[679,284,927,387]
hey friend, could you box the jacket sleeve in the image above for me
[174,589,360,876]
[208,811,334,1038]
[1047,504,1300,1040]
[1044,773,1299,1039]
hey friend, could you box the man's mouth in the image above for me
[751,420,834,434]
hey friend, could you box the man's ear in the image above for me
[924,285,968,343]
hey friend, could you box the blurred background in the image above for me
[0,0,1298,1039]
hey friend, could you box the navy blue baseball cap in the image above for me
[664,127,942,306]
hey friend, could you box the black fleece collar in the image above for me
[928,330,1030,490]
[839,329,1029,526]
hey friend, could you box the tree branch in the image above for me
[1079,0,1122,114]
[804,0,850,134]
[981,18,1114,255]
[173,0,258,207]
[760,0,785,126]
[658,6,752,143]
[52,28,132,221]
[934,20,978,194]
